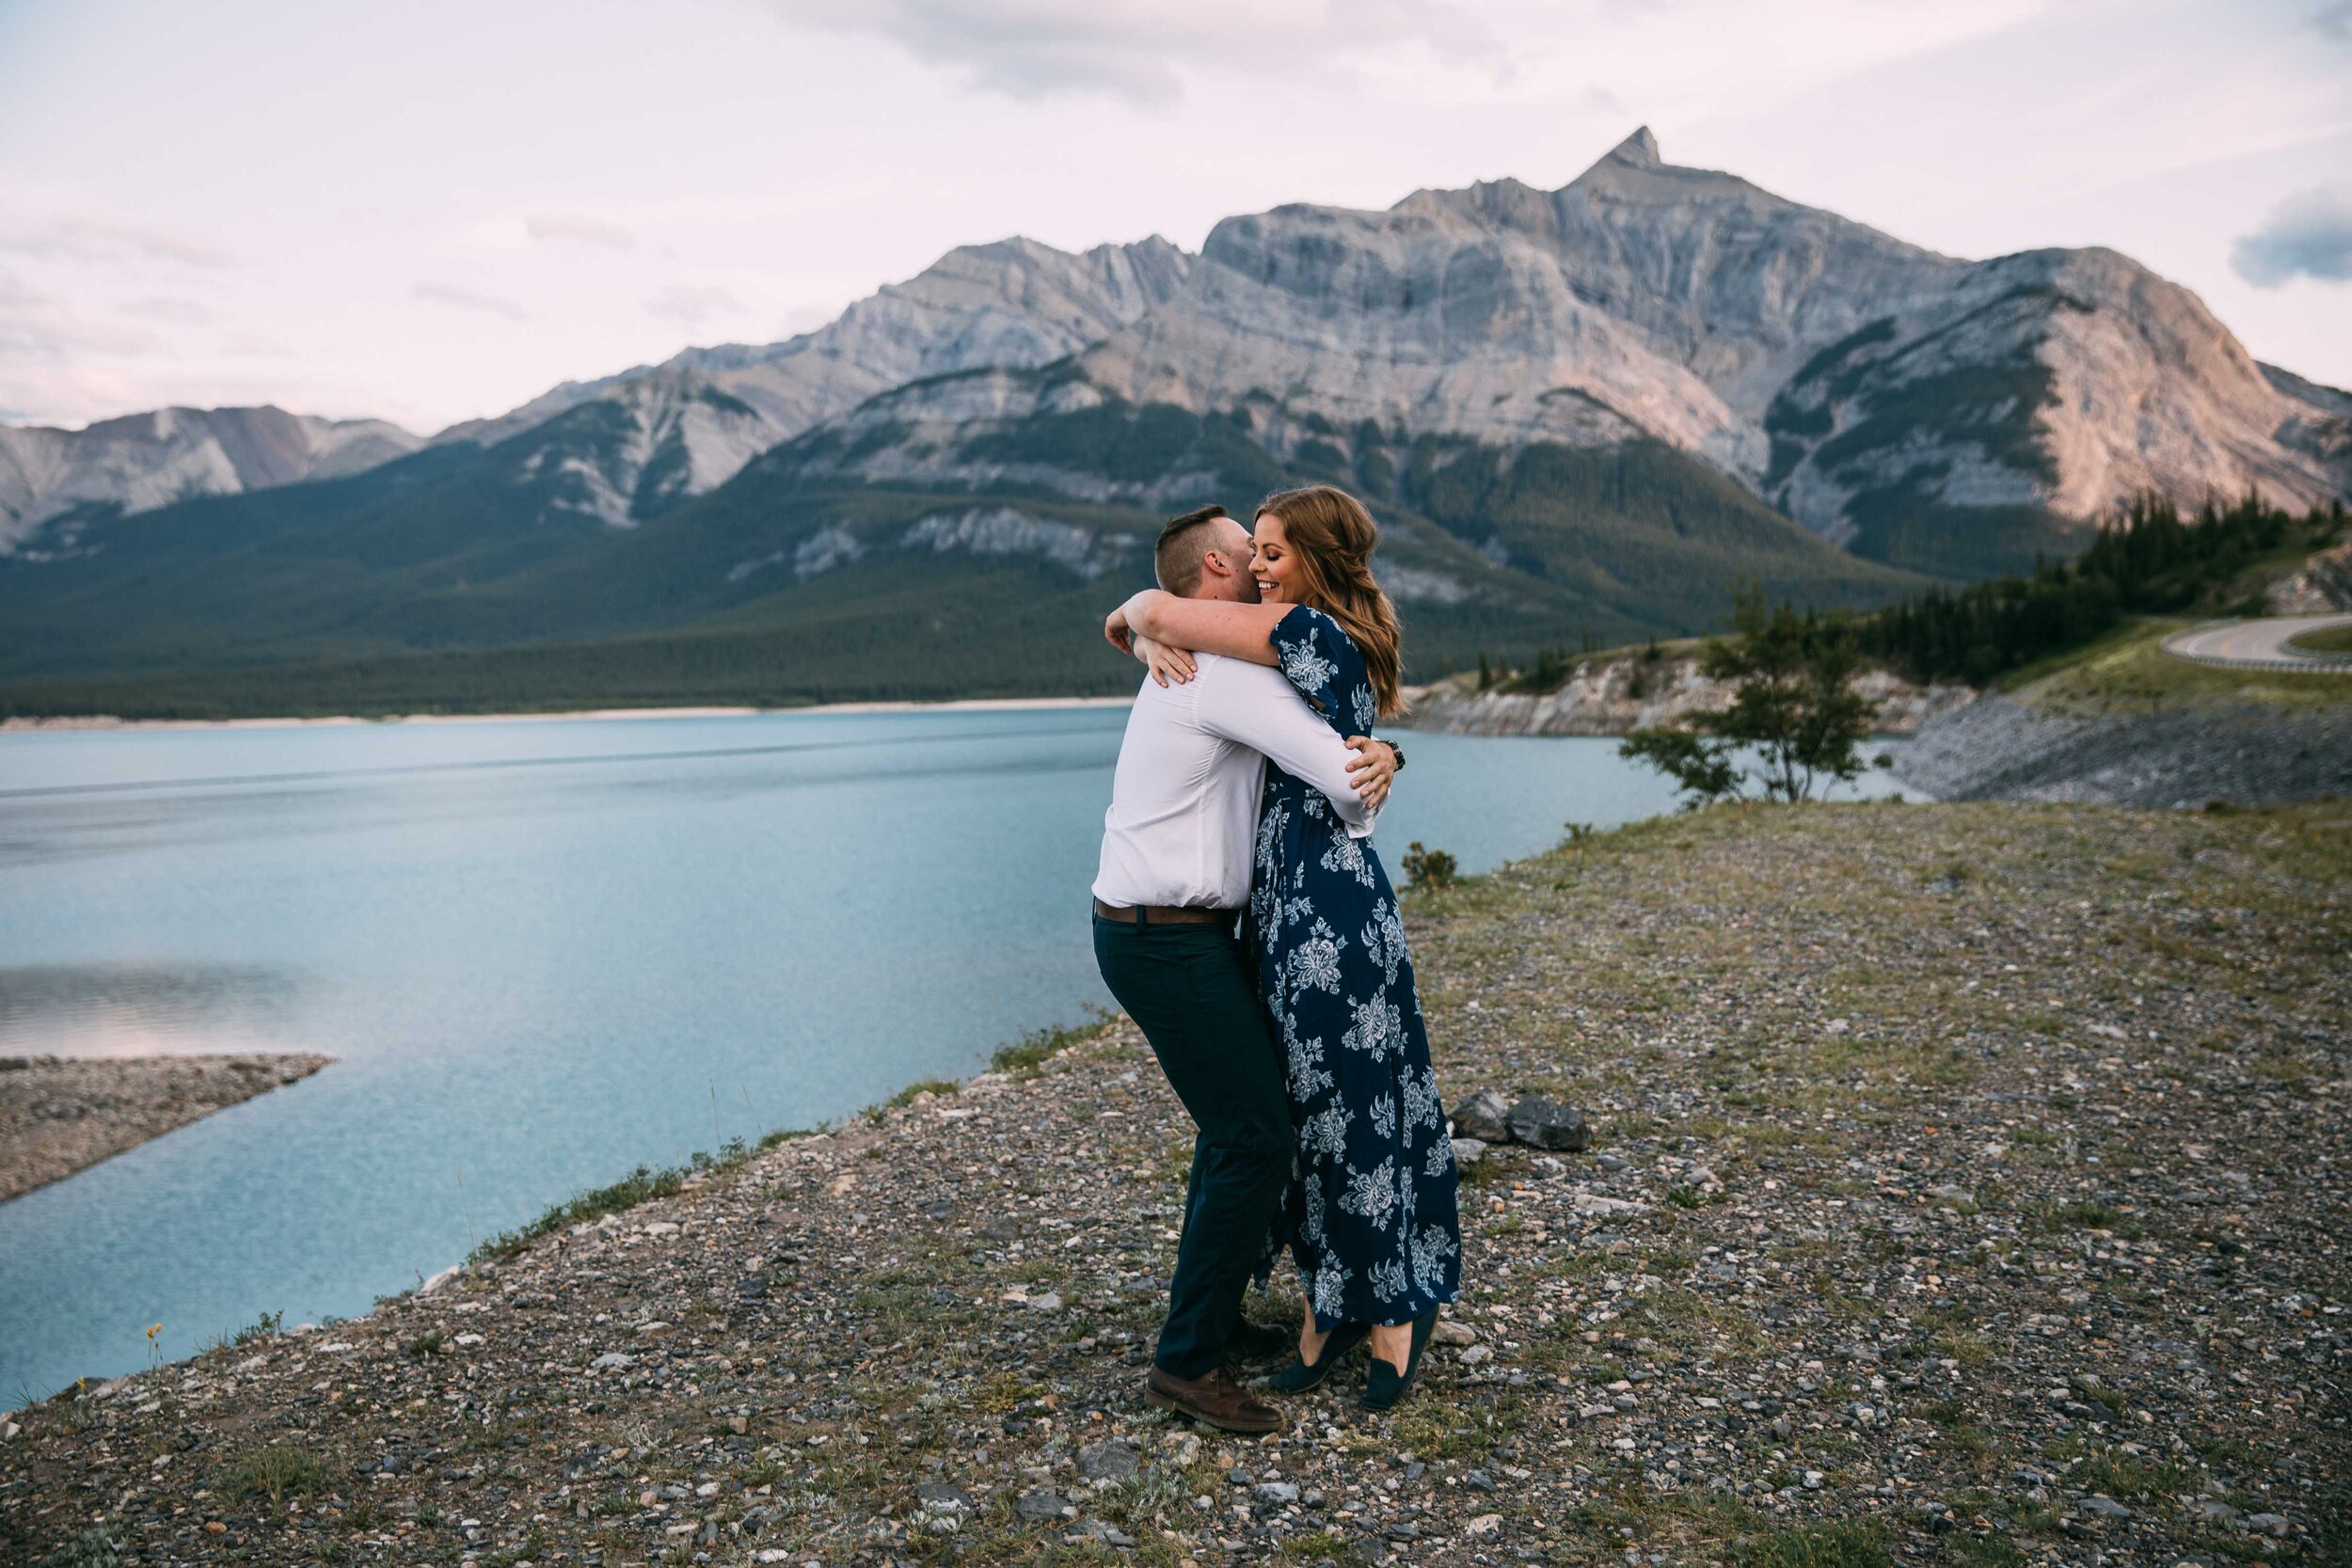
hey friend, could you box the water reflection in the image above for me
[0,963,303,1058]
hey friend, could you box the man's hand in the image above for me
[1345,736,1396,813]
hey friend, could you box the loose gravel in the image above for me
[3,802,2344,1568]
[0,1053,331,1203]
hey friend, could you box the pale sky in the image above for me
[2,0,2347,435]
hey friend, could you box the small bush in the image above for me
[1401,841,1458,891]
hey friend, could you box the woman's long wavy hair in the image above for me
[1255,484,1407,719]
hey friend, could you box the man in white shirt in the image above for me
[1091,505,1397,1433]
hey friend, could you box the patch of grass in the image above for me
[405,1328,448,1358]
[1388,1389,1522,1460]
[2074,1452,2196,1501]
[218,1440,331,1508]
[991,1008,1110,1078]
[40,1527,120,1568]
[1941,1535,2027,1568]
[1734,1518,1891,1568]
[874,1077,961,1117]
[230,1309,282,1347]
[1277,1533,1369,1565]
[2286,622,2352,656]
[469,1166,682,1261]
[2028,1199,2119,1233]
[2026,619,2352,715]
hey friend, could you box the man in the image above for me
[1091,503,1398,1433]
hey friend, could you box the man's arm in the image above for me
[1195,660,1391,835]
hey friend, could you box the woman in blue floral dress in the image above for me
[1107,484,1462,1409]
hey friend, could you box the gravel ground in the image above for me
[3,802,2345,1568]
[0,1053,332,1202]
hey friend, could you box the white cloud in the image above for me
[120,296,214,325]
[0,214,232,269]
[411,282,530,321]
[763,0,1500,104]
[644,282,743,324]
[526,212,638,249]
[0,0,2346,428]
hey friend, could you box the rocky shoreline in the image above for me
[1395,657,1974,738]
[1893,695,2352,807]
[4,802,2345,1566]
[0,1053,332,1203]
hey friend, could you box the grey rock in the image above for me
[2246,1513,2291,1537]
[589,1352,634,1370]
[915,1482,970,1512]
[2077,1495,2133,1520]
[1014,1486,1073,1522]
[1451,1089,1511,1143]
[1450,1137,1487,1166]
[1503,1096,1590,1150]
[1254,1481,1300,1505]
[1076,1440,1139,1481]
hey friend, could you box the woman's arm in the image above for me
[1112,590,1290,666]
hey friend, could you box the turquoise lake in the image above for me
[0,705,1899,1400]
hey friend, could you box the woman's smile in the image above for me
[1252,514,1299,603]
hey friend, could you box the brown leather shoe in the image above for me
[1144,1364,1282,1434]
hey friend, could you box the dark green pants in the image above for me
[1092,911,1292,1379]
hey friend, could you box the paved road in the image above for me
[2163,613,2352,673]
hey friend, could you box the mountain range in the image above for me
[2,129,2344,717]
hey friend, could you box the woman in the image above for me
[1104,484,1462,1410]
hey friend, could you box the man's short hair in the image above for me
[1154,504,1231,595]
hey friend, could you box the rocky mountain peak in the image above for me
[1609,125,1661,167]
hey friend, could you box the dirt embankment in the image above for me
[0,1053,331,1203]
[1396,656,1975,737]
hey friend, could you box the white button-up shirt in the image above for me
[1092,652,1375,911]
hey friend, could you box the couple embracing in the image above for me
[1090,483,1463,1432]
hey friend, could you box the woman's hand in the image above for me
[1120,589,1173,642]
[1345,736,1396,812]
[1134,634,1197,688]
[1104,604,1136,656]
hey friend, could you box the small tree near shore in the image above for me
[1620,586,1873,806]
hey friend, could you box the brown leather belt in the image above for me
[1092,897,1236,927]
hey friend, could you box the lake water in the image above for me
[0,705,1898,1400]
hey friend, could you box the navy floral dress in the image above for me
[1249,606,1462,1331]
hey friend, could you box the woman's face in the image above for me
[1251,512,1304,604]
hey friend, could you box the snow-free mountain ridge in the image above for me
[3,131,2344,580]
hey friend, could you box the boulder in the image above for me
[1504,1097,1589,1150]
[1451,1089,1511,1143]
